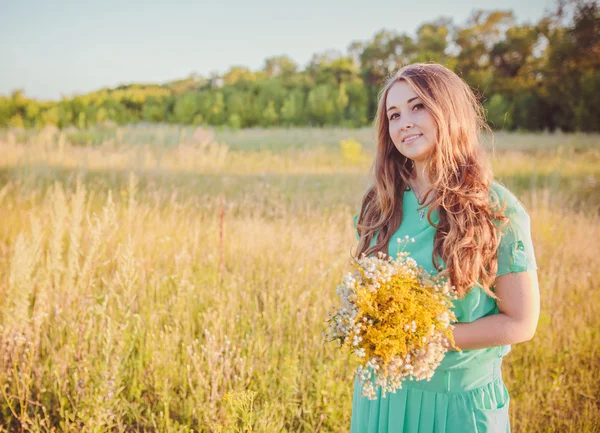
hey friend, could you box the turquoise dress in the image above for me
[350,182,537,433]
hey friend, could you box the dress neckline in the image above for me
[404,186,430,221]
[405,185,427,207]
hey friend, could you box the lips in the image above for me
[402,134,422,144]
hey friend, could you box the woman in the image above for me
[350,63,540,433]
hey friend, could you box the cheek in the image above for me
[423,114,437,136]
[389,122,401,140]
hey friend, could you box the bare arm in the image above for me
[448,270,540,351]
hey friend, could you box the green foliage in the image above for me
[1,1,598,132]
[573,70,600,132]
[280,89,306,126]
[261,100,279,127]
[228,113,242,130]
[485,94,513,130]
[173,93,199,124]
[307,85,336,125]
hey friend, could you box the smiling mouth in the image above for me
[402,134,422,144]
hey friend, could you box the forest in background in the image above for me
[1,0,598,132]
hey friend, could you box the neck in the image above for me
[411,160,432,192]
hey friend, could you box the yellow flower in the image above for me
[325,239,458,399]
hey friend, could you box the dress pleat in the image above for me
[405,388,423,433]
[367,390,380,432]
[387,387,408,431]
[377,389,390,433]
[350,375,511,433]
[432,392,448,433]
[417,391,435,432]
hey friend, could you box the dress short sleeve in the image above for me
[495,188,538,277]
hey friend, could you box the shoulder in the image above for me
[489,181,529,220]
[490,181,519,209]
[491,182,538,275]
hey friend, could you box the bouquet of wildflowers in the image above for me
[326,237,459,400]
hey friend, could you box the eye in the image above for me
[389,112,400,121]
[412,103,425,111]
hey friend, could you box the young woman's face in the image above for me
[386,80,437,164]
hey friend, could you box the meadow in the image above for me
[0,125,598,432]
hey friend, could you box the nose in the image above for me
[399,115,414,131]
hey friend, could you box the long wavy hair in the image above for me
[354,63,508,299]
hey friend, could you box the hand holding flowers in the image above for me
[326,237,459,399]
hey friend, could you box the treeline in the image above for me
[1,1,598,132]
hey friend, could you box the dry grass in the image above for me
[0,126,598,432]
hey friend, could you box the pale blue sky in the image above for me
[0,0,553,100]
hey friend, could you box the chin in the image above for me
[402,150,429,162]
[400,145,434,163]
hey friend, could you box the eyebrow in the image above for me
[387,96,419,112]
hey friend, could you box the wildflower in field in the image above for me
[326,238,459,400]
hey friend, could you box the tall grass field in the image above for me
[0,125,598,432]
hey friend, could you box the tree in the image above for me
[416,18,452,56]
[485,94,512,129]
[334,83,349,123]
[356,30,417,115]
[263,55,298,79]
[345,81,369,126]
[490,24,539,78]
[142,96,166,122]
[222,66,256,86]
[261,100,279,127]
[455,10,515,92]
[208,92,225,125]
[0,97,13,127]
[543,0,600,130]
[173,93,199,124]
[307,85,336,125]
[280,88,306,126]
